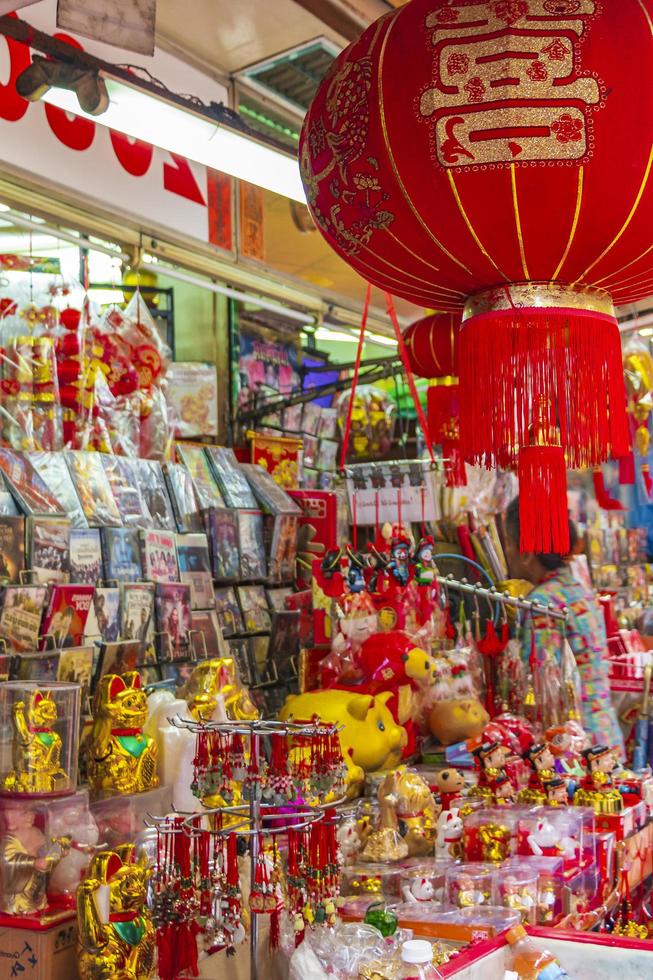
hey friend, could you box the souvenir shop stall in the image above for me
[2,4,653,980]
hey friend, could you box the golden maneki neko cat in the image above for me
[87,673,158,797]
[77,843,155,980]
[181,657,259,723]
[2,689,70,795]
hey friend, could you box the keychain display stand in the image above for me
[151,717,344,980]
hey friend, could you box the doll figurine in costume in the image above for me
[413,536,438,587]
[518,742,556,804]
[0,799,70,915]
[573,744,623,813]
[468,740,511,800]
[2,689,70,795]
[387,531,412,587]
[345,548,367,594]
[87,673,158,797]
[77,843,155,980]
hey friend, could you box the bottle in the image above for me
[397,940,443,980]
[506,925,570,979]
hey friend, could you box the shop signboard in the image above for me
[0,2,233,251]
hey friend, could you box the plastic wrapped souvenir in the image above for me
[340,861,404,899]
[77,843,155,980]
[86,673,158,797]
[492,868,538,924]
[179,657,258,723]
[445,862,496,908]
[378,768,440,856]
[516,807,595,870]
[0,797,70,915]
[47,790,100,902]
[0,682,80,797]
[463,807,519,863]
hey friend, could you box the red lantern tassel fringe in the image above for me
[459,309,629,469]
[518,445,570,554]
[592,469,624,511]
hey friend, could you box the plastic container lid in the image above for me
[401,940,434,964]
[505,924,527,945]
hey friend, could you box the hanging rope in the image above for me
[339,283,372,473]
[384,292,437,466]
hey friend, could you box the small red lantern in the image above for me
[404,311,458,379]
[60,308,81,332]
[300,0,649,552]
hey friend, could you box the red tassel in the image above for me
[269,907,281,950]
[518,445,569,554]
[459,308,629,469]
[592,469,625,511]
[619,454,636,485]
[643,464,653,498]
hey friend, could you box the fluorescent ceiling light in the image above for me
[639,327,653,338]
[42,78,307,203]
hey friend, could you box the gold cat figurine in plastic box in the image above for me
[2,689,70,795]
[77,842,155,980]
[87,673,158,797]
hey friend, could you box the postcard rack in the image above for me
[162,716,343,980]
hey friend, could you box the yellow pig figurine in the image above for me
[279,689,407,797]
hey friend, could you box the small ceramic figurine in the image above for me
[494,774,517,805]
[346,548,367,594]
[401,876,435,903]
[573,744,623,812]
[87,673,158,797]
[77,843,155,980]
[502,876,536,921]
[518,742,557,804]
[435,808,463,859]
[526,817,578,860]
[387,532,412,587]
[434,767,465,811]
[469,740,511,800]
[0,800,70,915]
[413,535,438,587]
[544,776,569,807]
[456,872,488,908]
[2,689,70,795]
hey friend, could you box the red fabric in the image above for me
[593,469,625,510]
[427,383,466,487]
[518,444,570,554]
[300,1,653,309]
[459,307,629,470]
[404,312,459,378]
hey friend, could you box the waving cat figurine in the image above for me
[77,843,155,980]
[2,689,70,794]
[87,673,158,797]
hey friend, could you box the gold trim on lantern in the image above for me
[429,375,459,387]
[462,282,615,321]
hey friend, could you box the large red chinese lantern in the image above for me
[300,1,651,552]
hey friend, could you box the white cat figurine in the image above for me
[435,808,463,859]
[401,876,435,903]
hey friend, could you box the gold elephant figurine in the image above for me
[86,673,158,798]
[77,843,155,980]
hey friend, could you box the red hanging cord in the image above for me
[352,492,358,550]
[420,484,426,538]
[385,292,437,466]
[340,283,372,472]
[397,488,401,529]
[374,490,380,541]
